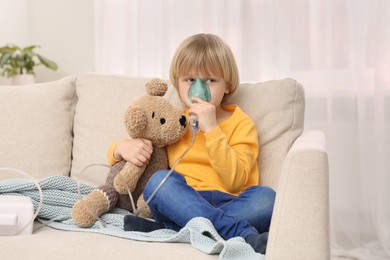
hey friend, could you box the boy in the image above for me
[109,34,275,254]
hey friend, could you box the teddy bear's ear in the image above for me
[145,78,168,97]
[124,106,147,138]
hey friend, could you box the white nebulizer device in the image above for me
[0,167,43,236]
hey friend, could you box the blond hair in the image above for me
[169,34,239,104]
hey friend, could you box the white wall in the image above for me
[0,0,30,45]
[0,0,96,84]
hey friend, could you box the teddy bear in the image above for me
[71,78,187,228]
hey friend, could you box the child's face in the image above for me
[178,73,228,109]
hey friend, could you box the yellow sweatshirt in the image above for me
[108,105,259,196]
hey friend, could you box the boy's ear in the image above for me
[124,106,147,138]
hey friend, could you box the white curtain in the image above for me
[95,0,390,259]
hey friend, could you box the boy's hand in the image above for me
[114,139,153,167]
[189,97,218,133]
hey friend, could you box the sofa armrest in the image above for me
[266,130,330,260]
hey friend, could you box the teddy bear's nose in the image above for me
[180,115,186,127]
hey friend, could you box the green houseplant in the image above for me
[0,44,58,83]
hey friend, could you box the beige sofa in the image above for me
[0,73,329,259]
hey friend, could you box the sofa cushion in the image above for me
[0,224,219,260]
[0,76,76,180]
[231,79,305,189]
[71,74,154,186]
[72,74,304,190]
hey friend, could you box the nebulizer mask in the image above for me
[188,78,211,132]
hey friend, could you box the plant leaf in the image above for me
[0,53,12,66]
[23,45,39,51]
[37,54,58,70]
[22,45,39,56]
[0,45,18,54]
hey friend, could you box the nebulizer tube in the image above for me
[135,131,196,217]
[135,78,211,217]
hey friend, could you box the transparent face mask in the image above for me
[188,78,211,103]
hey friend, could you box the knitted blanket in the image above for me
[0,176,263,260]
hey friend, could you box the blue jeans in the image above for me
[143,170,276,240]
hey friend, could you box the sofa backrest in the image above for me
[0,76,76,180]
[0,73,304,190]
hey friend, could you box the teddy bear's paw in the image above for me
[113,174,135,195]
[71,190,110,228]
[113,163,144,194]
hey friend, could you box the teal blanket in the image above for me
[0,176,263,260]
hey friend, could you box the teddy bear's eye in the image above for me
[152,112,155,118]
[160,118,166,125]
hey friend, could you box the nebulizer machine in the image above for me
[0,167,43,236]
[134,78,211,217]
